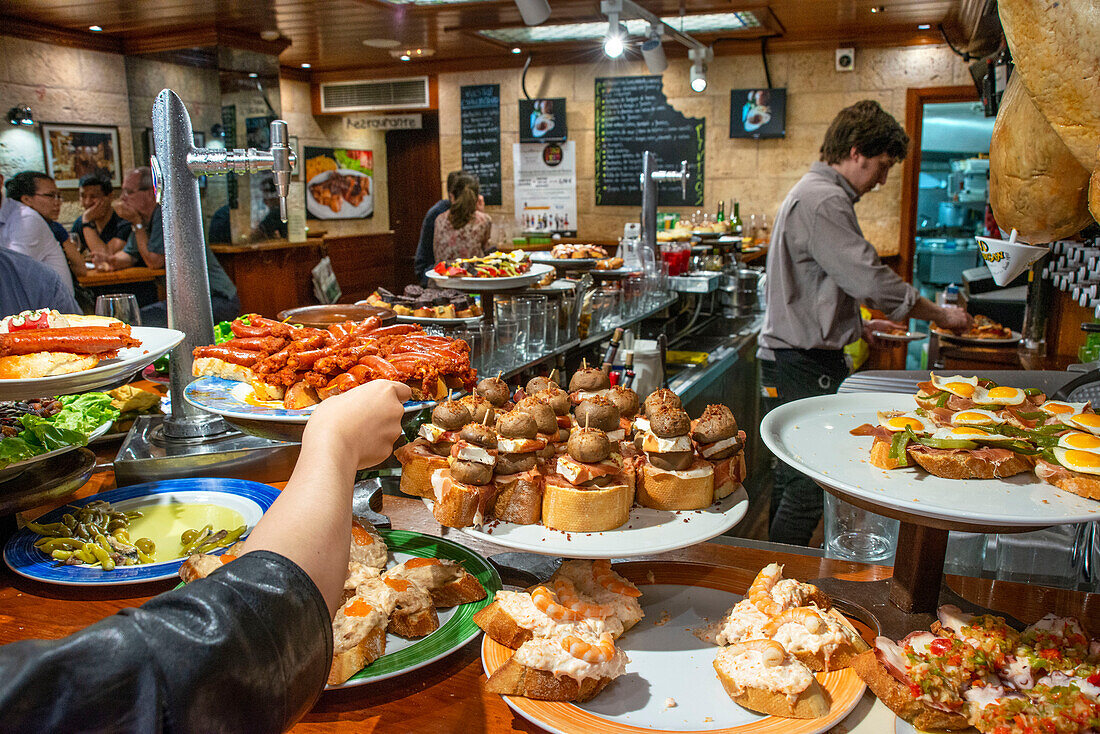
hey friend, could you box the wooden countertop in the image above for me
[2,446,1095,733]
[211,231,395,254]
[75,266,165,286]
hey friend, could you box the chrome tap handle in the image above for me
[269,120,293,223]
[679,160,688,200]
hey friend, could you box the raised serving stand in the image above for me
[761,391,1099,640]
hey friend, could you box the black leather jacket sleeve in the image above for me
[0,551,331,734]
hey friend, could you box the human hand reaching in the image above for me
[935,307,972,333]
[302,380,412,470]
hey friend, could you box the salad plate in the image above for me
[428,264,554,292]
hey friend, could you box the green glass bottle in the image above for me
[716,199,725,222]
[730,201,744,237]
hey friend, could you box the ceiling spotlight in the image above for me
[300,63,311,68]
[400,54,411,61]
[603,22,626,58]
[641,27,666,74]
[688,46,712,93]
[917,23,931,29]
[7,105,33,126]
[260,30,281,41]
[88,25,103,32]
[514,0,551,26]
[248,72,258,78]
[511,47,522,54]
[870,5,884,12]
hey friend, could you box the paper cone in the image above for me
[975,236,1048,286]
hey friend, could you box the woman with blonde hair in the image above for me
[433,172,491,263]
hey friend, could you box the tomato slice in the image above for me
[929,638,952,656]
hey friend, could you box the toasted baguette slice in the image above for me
[0,352,100,380]
[869,436,906,470]
[712,452,746,499]
[329,598,388,686]
[908,447,1032,479]
[1041,470,1100,501]
[713,643,830,719]
[394,439,449,499]
[382,576,440,638]
[429,469,497,528]
[778,608,870,672]
[486,656,615,703]
[178,542,247,583]
[637,459,715,510]
[850,649,970,731]
[491,472,543,524]
[542,475,632,532]
[385,557,486,608]
[473,601,535,649]
[350,517,388,569]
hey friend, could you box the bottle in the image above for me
[747,213,758,246]
[601,328,624,375]
[730,201,744,238]
[716,199,725,222]
[621,351,635,388]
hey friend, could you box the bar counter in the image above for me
[3,447,1096,733]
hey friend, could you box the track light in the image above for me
[514,0,551,26]
[641,26,666,74]
[603,21,626,58]
[688,47,711,93]
[7,105,33,126]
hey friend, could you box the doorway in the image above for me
[386,113,441,287]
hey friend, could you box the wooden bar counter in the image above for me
[212,231,395,318]
[2,445,1096,733]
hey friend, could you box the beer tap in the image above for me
[640,152,690,262]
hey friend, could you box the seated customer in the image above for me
[71,174,131,258]
[432,172,491,264]
[0,248,80,315]
[15,173,85,279]
[0,171,73,293]
[99,167,240,326]
[0,380,411,732]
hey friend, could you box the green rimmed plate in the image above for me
[327,528,501,689]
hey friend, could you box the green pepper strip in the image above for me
[914,436,979,449]
[889,430,911,466]
[1025,388,1043,396]
[1015,411,1048,421]
[89,544,115,571]
[935,392,951,407]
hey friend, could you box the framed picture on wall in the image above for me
[41,123,122,189]
[730,88,787,139]
[303,146,373,220]
[519,98,567,143]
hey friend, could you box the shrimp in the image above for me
[746,563,784,616]
[531,585,584,622]
[561,632,616,663]
[592,559,642,598]
[554,578,612,619]
[763,606,826,637]
[726,639,786,667]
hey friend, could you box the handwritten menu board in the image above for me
[460,84,502,206]
[594,76,704,207]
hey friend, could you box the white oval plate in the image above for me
[425,485,748,559]
[0,327,185,401]
[760,392,1100,528]
[426,263,554,291]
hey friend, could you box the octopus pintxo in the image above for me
[192,314,476,409]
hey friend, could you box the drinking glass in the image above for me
[823,493,899,563]
[517,295,547,360]
[511,297,531,364]
[544,298,560,350]
[987,524,1089,588]
[477,319,496,374]
[494,298,520,371]
[95,293,141,325]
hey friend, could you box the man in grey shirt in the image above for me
[758,100,970,546]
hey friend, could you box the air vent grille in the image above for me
[320,77,430,112]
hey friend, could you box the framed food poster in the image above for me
[730,88,786,139]
[41,123,122,189]
[304,146,374,219]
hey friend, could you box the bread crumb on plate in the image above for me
[664,697,677,709]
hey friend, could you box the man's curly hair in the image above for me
[820,100,910,164]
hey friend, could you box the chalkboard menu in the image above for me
[594,76,704,207]
[460,84,502,206]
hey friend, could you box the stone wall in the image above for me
[438,45,975,256]
[279,78,390,235]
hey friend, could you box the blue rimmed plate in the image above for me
[3,478,279,586]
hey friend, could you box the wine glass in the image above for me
[95,293,142,325]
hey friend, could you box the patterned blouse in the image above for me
[433,210,492,263]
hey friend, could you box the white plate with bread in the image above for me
[0,325,184,402]
[435,484,748,559]
[760,392,1100,527]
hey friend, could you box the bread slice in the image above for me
[491,472,543,524]
[486,656,615,703]
[1044,471,1100,501]
[713,645,830,719]
[429,470,496,528]
[908,448,1032,479]
[0,352,99,380]
[350,518,388,569]
[869,436,906,470]
[774,608,871,672]
[178,553,231,583]
[712,453,746,499]
[328,597,388,685]
[473,600,535,649]
[637,459,715,510]
[394,439,449,499]
[541,475,632,532]
[382,577,440,638]
[850,649,970,731]
[385,557,486,608]
[191,355,258,384]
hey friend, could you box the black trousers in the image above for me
[760,348,850,546]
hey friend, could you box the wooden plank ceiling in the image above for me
[1,0,972,78]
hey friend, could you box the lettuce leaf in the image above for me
[18,414,87,452]
[334,150,373,177]
[56,393,120,435]
[0,436,41,468]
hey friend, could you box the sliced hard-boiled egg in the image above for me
[1056,431,1100,453]
[929,426,1016,443]
[1065,412,1100,436]
[1053,447,1100,475]
[1039,400,1091,416]
[929,374,980,399]
[877,412,934,434]
[983,386,1027,406]
[950,409,1001,426]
